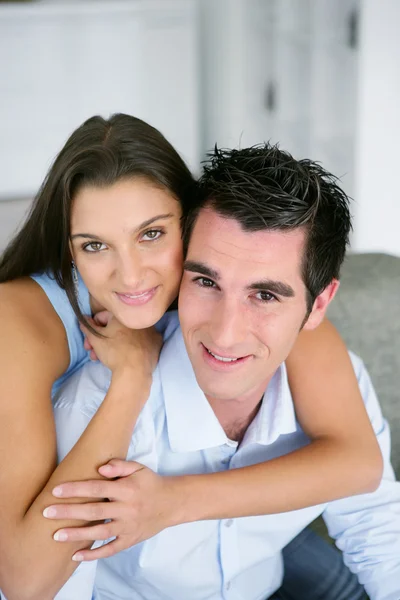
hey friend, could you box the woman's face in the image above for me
[70,177,183,329]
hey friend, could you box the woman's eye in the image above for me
[256,290,277,303]
[82,242,106,253]
[142,229,163,241]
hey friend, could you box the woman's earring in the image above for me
[71,261,79,297]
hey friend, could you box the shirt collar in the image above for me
[158,327,297,452]
[241,363,297,447]
[159,328,229,452]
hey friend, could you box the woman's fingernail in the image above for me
[43,507,57,518]
[54,531,68,541]
[72,552,84,562]
[52,486,63,497]
[99,464,113,473]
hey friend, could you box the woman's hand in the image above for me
[43,460,183,561]
[81,312,162,379]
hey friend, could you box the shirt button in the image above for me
[221,458,230,465]
[226,581,231,590]
[225,519,234,527]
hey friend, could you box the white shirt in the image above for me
[54,316,400,600]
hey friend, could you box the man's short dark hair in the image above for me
[183,143,352,313]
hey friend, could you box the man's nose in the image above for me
[209,297,248,351]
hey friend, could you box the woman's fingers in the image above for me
[80,316,162,374]
[72,539,122,562]
[93,311,112,326]
[98,459,145,478]
[53,522,116,543]
[83,337,92,351]
[51,478,124,500]
[43,501,116,522]
[79,318,100,339]
[44,467,175,560]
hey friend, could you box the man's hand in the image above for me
[43,460,181,561]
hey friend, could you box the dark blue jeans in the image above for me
[270,527,367,600]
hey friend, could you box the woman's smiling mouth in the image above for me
[115,286,159,306]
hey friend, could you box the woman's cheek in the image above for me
[160,244,183,277]
[78,260,107,295]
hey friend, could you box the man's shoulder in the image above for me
[156,310,180,341]
[53,357,166,423]
[53,360,112,417]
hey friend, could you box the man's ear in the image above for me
[303,279,340,331]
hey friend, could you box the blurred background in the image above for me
[0,0,399,255]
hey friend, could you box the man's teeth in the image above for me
[207,349,238,362]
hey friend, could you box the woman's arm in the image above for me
[0,279,159,600]
[46,319,384,561]
[175,319,383,521]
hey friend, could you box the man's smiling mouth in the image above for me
[206,349,238,363]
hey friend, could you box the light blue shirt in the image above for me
[30,271,91,395]
[54,320,400,600]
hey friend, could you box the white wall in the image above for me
[0,0,200,250]
[0,0,200,198]
[0,199,31,251]
[352,0,400,256]
[1,0,400,256]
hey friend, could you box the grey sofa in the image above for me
[327,252,400,478]
[312,252,399,567]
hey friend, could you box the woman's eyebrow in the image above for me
[70,213,175,240]
[70,233,102,241]
[134,213,175,232]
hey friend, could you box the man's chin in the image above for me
[194,375,241,402]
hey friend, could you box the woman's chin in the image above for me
[114,305,165,330]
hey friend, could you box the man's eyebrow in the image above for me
[184,262,295,297]
[70,213,174,240]
[184,260,220,280]
[248,280,295,298]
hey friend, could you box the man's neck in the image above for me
[206,382,269,443]
[216,402,262,443]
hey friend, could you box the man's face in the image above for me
[179,207,336,404]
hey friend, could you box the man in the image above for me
[54,144,400,599]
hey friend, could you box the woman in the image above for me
[0,114,382,599]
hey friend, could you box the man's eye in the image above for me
[195,277,215,288]
[256,291,277,303]
[82,242,106,253]
[142,229,163,241]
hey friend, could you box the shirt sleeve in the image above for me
[54,562,98,600]
[322,357,400,600]
[54,361,111,461]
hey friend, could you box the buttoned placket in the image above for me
[218,442,242,600]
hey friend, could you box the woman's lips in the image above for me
[115,286,158,306]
